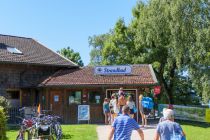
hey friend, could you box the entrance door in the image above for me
[106,89,139,121]
[50,91,63,117]
[67,91,82,123]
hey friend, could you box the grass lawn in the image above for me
[179,121,210,140]
[6,124,97,140]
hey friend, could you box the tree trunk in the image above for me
[155,62,177,104]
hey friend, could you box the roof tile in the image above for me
[0,34,77,67]
[41,65,158,86]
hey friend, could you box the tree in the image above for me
[89,0,210,104]
[58,47,84,67]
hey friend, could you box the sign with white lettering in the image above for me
[94,65,132,75]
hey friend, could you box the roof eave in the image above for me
[39,82,159,88]
[0,61,79,68]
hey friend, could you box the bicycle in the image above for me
[16,118,35,140]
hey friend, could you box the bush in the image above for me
[0,96,10,113]
[0,106,7,140]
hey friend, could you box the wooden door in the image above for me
[67,91,82,123]
[50,91,63,118]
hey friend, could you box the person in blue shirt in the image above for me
[108,105,144,140]
[154,109,186,140]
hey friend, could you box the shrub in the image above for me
[0,106,7,140]
[0,96,10,113]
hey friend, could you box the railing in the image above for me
[8,107,37,124]
[8,107,20,124]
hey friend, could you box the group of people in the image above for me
[108,105,186,140]
[103,87,136,125]
[104,88,186,140]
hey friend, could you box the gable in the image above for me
[0,34,78,67]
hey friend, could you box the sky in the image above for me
[0,0,137,66]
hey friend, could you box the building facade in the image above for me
[0,34,77,108]
[0,34,158,124]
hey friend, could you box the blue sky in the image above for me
[0,0,137,66]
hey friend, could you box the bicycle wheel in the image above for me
[16,133,24,140]
[54,123,62,140]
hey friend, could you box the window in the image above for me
[68,91,81,104]
[88,91,101,104]
[7,47,23,54]
[6,90,20,99]
[6,90,20,107]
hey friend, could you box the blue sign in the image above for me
[94,65,132,75]
[78,105,90,120]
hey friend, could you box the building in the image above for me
[0,34,158,124]
[0,34,77,107]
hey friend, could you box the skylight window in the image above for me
[7,47,23,54]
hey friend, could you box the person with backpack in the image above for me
[139,94,154,127]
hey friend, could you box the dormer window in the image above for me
[7,47,23,54]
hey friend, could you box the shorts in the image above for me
[143,108,151,115]
[104,110,110,114]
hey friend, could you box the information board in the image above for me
[205,109,210,123]
[78,105,90,121]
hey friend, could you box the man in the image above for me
[108,105,144,140]
[154,109,186,140]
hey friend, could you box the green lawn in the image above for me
[6,124,97,140]
[179,121,210,140]
[6,122,210,140]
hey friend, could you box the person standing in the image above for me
[118,87,125,97]
[139,94,147,127]
[109,94,119,124]
[126,96,135,118]
[103,98,110,125]
[118,94,127,113]
[154,109,186,140]
[108,105,144,140]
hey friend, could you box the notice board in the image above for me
[78,105,90,121]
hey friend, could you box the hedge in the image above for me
[0,106,7,140]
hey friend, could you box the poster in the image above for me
[78,105,90,120]
[54,95,59,102]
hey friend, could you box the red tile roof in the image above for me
[41,65,158,87]
[0,34,77,67]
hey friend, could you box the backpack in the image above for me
[141,97,154,110]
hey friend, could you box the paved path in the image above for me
[97,124,157,140]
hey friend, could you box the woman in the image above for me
[126,96,135,118]
[103,98,110,125]
[109,94,119,123]
[118,94,127,114]
[139,94,147,127]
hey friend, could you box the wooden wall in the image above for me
[43,86,148,124]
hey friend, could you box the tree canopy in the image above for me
[58,47,84,67]
[89,0,210,104]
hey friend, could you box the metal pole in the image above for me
[136,89,138,123]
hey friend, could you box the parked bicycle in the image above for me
[16,108,62,140]
[16,118,35,140]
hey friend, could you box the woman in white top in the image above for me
[126,96,135,118]
[109,94,119,123]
